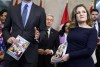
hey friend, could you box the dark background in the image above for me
[0,0,12,11]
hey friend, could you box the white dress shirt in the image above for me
[47,28,51,38]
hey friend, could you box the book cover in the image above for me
[51,42,67,63]
[6,35,30,60]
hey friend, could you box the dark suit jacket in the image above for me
[38,28,60,67]
[96,22,100,67]
[98,22,100,37]
[3,3,46,63]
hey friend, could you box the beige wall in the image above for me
[33,0,94,30]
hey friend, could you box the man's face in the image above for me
[91,11,99,21]
[46,16,54,28]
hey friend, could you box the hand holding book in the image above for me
[7,35,30,60]
[51,42,67,63]
[7,37,16,44]
[61,54,69,62]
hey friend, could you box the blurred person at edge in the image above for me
[0,9,8,28]
[57,4,97,67]
[90,9,100,67]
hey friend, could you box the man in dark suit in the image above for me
[91,9,100,67]
[3,0,46,67]
[38,15,60,67]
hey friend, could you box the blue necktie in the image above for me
[22,4,28,27]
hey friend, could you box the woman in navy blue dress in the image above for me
[58,4,97,67]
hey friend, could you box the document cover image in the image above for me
[51,42,67,63]
[6,35,30,60]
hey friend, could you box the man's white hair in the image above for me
[46,14,54,19]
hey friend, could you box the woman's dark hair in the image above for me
[59,21,75,36]
[0,9,8,16]
[90,9,99,14]
[59,22,68,36]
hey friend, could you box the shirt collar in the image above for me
[47,27,51,31]
[21,1,32,9]
[94,21,98,25]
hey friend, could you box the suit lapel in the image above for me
[25,3,35,29]
[16,3,35,29]
[16,3,24,29]
[48,29,54,39]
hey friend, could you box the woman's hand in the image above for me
[61,54,69,62]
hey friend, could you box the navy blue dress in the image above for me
[58,27,97,67]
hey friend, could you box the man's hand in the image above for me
[7,37,16,44]
[44,49,53,55]
[34,27,40,41]
[38,49,45,55]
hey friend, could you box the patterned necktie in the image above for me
[94,23,96,29]
[22,4,28,27]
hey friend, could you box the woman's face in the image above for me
[76,6,87,23]
[65,23,70,33]
[1,12,7,22]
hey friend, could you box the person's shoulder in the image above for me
[98,22,100,25]
[32,3,45,13]
[85,25,92,28]
[32,3,44,9]
[97,20,100,23]
[88,27,97,34]
[51,28,59,34]
[9,3,21,9]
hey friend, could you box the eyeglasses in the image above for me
[46,19,53,22]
